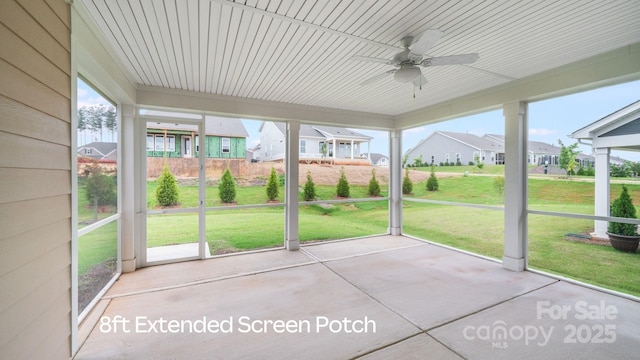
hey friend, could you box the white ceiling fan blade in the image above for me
[360,70,396,86]
[423,53,480,66]
[409,29,444,55]
[351,55,395,65]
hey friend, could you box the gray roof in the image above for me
[438,131,504,151]
[204,117,249,138]
[528,141,561,155]
[272,123,372,140]
[369,153,389,163]
[78,142,117,155]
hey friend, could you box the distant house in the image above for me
[259,122,373,162]
[369,153,389,167]
[146,117,248,159]
[77,142,117,161]
[486,134,594,167]
[406,131,504,166]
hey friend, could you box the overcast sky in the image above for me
[78,79,640,161]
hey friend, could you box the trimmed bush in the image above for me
[608,185,638,236]
[219,167,236,203]
[426,165,439,191]
[367,169,381,196]
[336,167,350,198]
[303,172,316,201]
[402,169,413,195]
[266,167,279,201]
[155,165,179,206]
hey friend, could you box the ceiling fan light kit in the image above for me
[352,29,479,91]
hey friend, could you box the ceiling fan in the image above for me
[352,30,479,88]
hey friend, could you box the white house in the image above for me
[570,99,640,238]
[259,122,373,162]
[370,153,390,167]
[77,142,117,161]
[406,131,504,166]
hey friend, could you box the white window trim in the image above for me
[221,137,231,153]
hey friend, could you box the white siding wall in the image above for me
[259,122,285,161]
[406,133,477,166]
[0,0,72,358]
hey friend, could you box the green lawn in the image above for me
[77,174,640,297]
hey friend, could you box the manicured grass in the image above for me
[78,221,117,276]
[413,164,509,175]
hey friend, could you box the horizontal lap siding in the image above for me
[0,0,71,359]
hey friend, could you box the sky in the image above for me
[78,79,640,161]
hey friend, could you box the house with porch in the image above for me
[570,99,640,239]
[146,116,248,159]
[405,131,504,166]
[259,122,373,163]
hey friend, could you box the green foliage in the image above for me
[413,154,423,168]
[493,176,505,198]
[402,154,409,168]
[586,164,595,176]
[611,163,632,178]
[155,165,179,206]
[266,167,279,201]
[558,140,579,175]
[402,169,413,195]
[426,165,439,191]
[336,167,350,197]
[303,172,316,201]
[608,185,638,236]
[576,166,586,176]
[455,160,462,166]
[219,167,236,203]
[85,164,117,206]
[474,154,484,169]
[367,169,381,196]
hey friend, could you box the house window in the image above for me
[154,135,165,151]
[431,155,435,164]
[221,137,230,153]
[318,141,325,155]
[166,136,175,152]
[85,148,92,155]
[300,139,306,153]
[146,135,154,151]
[444,153,450,163]
[456,153,461,163]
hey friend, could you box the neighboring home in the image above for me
[77,142,117,161]
[146,117,248,159]
[405,131,504,166]
[370,153,389,167]
[484,134,594,167]
[259,122,373,162]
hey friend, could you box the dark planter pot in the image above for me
[607,232,640,252]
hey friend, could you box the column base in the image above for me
[122,258,136,273]
[389,227,402,236]
[286,239,300,251]
[502,256,525,272]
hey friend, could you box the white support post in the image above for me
[503,101,528,272]
[350,139,354,159]
[592,147,610,239]
[285,121,300,250]
[333,140,337,160]
[389,130,403,235]
[121,104,136,272]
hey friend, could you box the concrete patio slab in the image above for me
[324,243,558,330]
[302,235,426,261]
[146,242,211,263]
[76,263,419,360]
[358,333,463,360]
[106,249,315,297]
[429,281,640,360]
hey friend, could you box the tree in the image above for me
[303,172,316,201]
[77,107,88,145]
[474,154,484,169]
[367,169,381,196]
[219,167,237,203]
[85,163,116,220]
[426,165,439,191]
[608,185,637,236]
[402,168,413,195]
[321,142,328,160]
[336,167,350,198]
[104,105,117,142]
[413,154,423,168]
[155,165,179,206]
[266,167,279,201]
[558,140,579,176]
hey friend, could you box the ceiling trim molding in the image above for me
[136,85,395,130]
[395,43,640,129]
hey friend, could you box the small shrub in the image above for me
[468,161,475,166]
[367,169,381,196]
[303,172,316,201]
[586,165,595,176]
[266,167,279,201]
[336,167,350,198]
[402,169,413,195]
[278,173,286,186]
[576,166,586,176]
[439,162,444,166]
[219,167,236,203]
[426,165,439,191]
[608,185,638,236]
[155,165,179,206]
[455,160,462,166]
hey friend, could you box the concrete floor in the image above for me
[75,236,640,359]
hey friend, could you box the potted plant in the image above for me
[607,185,639,252]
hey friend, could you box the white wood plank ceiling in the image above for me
[81,0,640,116]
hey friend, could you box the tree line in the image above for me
[78,105,117,144]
